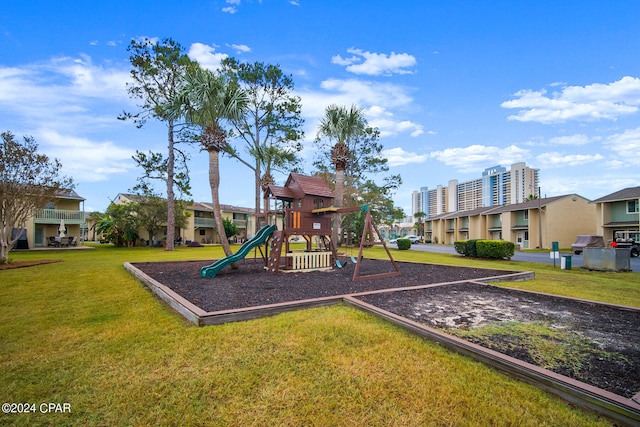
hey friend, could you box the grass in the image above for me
[449,321,626,376]
[1,244,637,426]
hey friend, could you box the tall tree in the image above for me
[221,58,304,228]
[168,66,248,257]
[120,37,196,251]
[0,131,73,263]
[315,104,367,246]
[414,211,426,239]
[131,191,190,246]
[315,105,403,246]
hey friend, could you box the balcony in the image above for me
[233,219,248,228]
[195,217,216,228]
[34,209,84,224]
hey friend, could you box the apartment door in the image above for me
[516,231,529,249]
[34,226,45,247]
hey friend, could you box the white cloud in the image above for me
[188,43,228,70]
[548,134,595,146]
[429,145,530,172]
[382,147,427,166]
[331,48,416,76]
[228,43,251,53]
[502,76,640,123]
[222,0,240,13]
[35,129,135,182]
[298,78,421,141]
[604,126,640,155]
[536,152,604,167]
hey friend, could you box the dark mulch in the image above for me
[132,257,515,312]
[132,257,640,400]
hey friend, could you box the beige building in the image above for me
[424,194,596,249]
[591,186,640,244]
[114,194,257,245]
[19,189,86,248]
[185,202,256,244]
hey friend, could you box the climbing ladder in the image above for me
[266,230,284,273]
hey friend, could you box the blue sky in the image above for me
[2,1,640,214]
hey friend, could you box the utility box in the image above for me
[561,255,572,270]
[583,248,631,272]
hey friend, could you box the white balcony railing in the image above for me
[34,209,84,224]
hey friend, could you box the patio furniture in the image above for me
[69,236,77,246]
[48,236,59,247]
[59,237,70,247]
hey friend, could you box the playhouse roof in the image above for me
[268,173,334,201]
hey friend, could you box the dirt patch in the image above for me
[356,282,640,399]
[132,257,640,400]
[0,259,62,270]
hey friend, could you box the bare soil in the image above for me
[133,257,640,400]
[0,259,62,270]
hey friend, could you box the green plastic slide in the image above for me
[201,224,277,278]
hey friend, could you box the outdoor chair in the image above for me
[69,236,77,246]
[48,236,58,247]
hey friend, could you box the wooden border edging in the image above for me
[343,295,640,427]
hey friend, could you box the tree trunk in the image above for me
[254,158,261,234]
[333,168,345,247]
[165,121,176,251]
[209,149,233,257]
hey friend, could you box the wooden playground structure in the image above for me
[261,173,400,281]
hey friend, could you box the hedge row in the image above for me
[454,239,515,259]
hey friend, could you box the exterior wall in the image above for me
[27,196,85,248]
[468,215,486,240]
[545,197,596,248]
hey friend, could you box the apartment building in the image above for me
[424,194,596,249]
[412,162,539,219]
[591,186,640,244]
[21,189,86,248]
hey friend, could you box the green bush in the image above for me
[397,238,412,250]
[477,240,515,259]
[454,239,514,259]
[454,241,467,255]
[454,239,479,257]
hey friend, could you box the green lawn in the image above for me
[1,244,637,426]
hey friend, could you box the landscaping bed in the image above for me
[132,257,640,401]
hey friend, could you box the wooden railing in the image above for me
[286,251,332,271]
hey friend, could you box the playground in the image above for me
[125,173,640,423]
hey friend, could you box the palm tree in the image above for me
[170,67,248,257]
[317,104,366,246]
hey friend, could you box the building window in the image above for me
[523,210,528,221]
[627,200,639,214]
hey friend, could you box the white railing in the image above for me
[286,251,332,271]
[34,209,84,224]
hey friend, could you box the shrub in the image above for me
[454,239,479,257]
[476,240,515,259]
[396,238,412,250]
[455,239,514,259]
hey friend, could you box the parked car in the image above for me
[571,235,605,255]
[611,231,640,257]
[390,235,421,244]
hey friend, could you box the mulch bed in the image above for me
[132,257,516,312]
[132,257,640,400]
